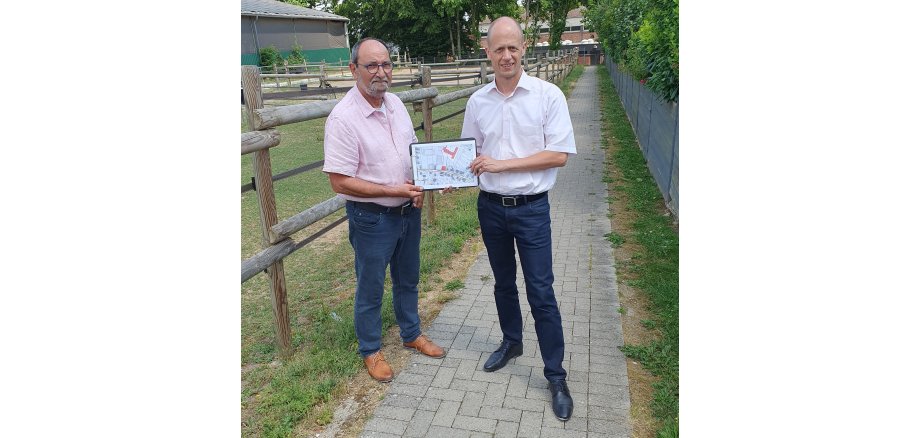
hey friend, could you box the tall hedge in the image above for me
[586,0,678,101]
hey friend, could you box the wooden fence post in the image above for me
[284,60,292,87]
[552,57,557,83]
[241,66,293,360]
[420,66,436,223]
[480,62,488,84]
[320,61,327,89]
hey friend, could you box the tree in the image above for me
[522,0,548,56]
[333,0,519,60]
[546,0,580,50]
[277,0,334,9]
[585,0,679,111]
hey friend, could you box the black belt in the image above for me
[347,200,415,215]
[479,190,547,207]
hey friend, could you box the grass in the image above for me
[241,84,481,437]
[597,65,679,438]
[559,64,585,96]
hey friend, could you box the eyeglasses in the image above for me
[359,62,393,73]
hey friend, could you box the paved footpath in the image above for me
[361,66,631,437]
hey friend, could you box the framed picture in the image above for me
[410,138,479,190]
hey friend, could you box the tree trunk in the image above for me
[448,15,455,59]
[456,12,461,58]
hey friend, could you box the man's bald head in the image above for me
[486,16,524,47]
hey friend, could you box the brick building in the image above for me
[477,7,600,65]
[478,7,597,48]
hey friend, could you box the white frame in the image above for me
[410,138,479,190]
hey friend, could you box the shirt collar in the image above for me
[348,86,394,118]
[486,71,535,96]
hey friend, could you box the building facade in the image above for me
[478,8,600,65]
[241,0,350,66]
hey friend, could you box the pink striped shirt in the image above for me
[323,86,419,207]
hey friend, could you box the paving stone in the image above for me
[471,370,511,384]
[426,387,467,402]
[394,370,435,387]
[563,416,589,432]
[503,395,547,412]
[458,391,485,416]
[431,400,462,427]
[491,363,534,376]
[539,426,588,438]
[381,393,423,409]
[517,410,544,437]
[495,420,520,437]
[374,404,415,421]
[430,366,456,388]
[423,425,470,438]
[404,409,435,437]
[483,382,508,407]
[451,415,497,434]
[453,358,480,379]
[478,405,523,422]
[447,349,483,361]
[359,431,402,438]
[362,417,407,435]
[402,363,441,376]
[449,378,489,393]
[417,397,441,412]
[388,383,428,397]
[588,417,630,436]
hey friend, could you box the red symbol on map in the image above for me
[443,146,458,159]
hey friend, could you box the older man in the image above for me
[323,37,446,383]
[461,17,577,421]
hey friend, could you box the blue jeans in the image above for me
[477,192,567,381]
[346,201,422,358]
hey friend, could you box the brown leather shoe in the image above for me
[403,334,446,358]
[363,351,393,382]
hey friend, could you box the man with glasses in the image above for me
[323,37,446,383]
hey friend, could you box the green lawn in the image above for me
[597,66,679,438]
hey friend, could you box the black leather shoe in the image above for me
[482,341,523,372]
[548,380,573,421]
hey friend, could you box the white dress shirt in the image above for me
[461,73,577,195]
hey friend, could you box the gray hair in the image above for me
[350,37,389,64]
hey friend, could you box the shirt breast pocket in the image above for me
[519,125,545,150]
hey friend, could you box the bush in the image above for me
[586,0,678,101]
[259,46,283,70]
[287,43,306,66]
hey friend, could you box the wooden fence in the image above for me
[241,50,578,359]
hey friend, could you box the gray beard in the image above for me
[365,80,389,96]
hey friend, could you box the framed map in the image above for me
[410,138,478,190]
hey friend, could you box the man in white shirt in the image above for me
[460,16,577,421]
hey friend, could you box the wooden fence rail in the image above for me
[241,50,578,359]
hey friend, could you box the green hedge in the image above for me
[586,0,679,101]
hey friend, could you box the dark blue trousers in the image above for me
[346,202,422,358]
[477,192,567,382]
